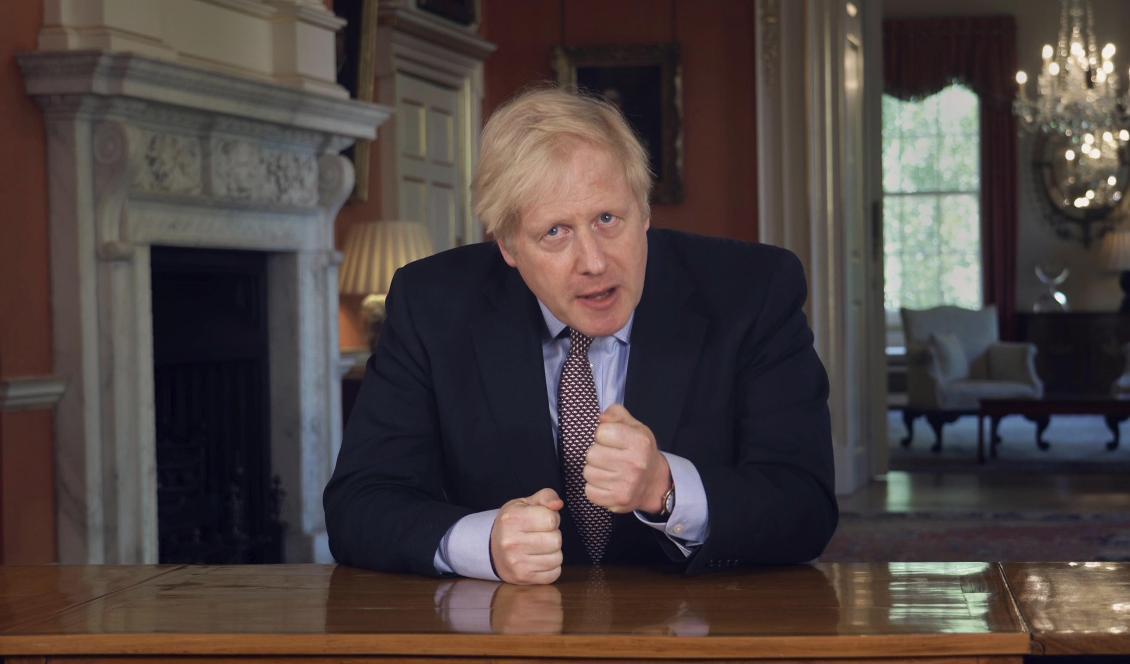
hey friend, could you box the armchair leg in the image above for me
[901,409,917,447]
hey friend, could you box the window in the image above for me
[882,84,981,328]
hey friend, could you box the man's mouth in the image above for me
[578,287,616,302]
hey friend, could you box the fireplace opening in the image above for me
[151,246,285,563]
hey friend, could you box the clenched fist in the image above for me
[584,404,672,514]
[490,487,564,585]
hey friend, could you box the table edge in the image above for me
[0,632,1034,658]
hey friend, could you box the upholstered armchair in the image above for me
[900,305,1043,451]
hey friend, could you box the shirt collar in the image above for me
[537,300,633,345]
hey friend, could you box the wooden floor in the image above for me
[840,471,1130,515]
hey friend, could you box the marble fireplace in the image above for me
[19,50,389,564]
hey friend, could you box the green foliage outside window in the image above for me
[882,84,982,314]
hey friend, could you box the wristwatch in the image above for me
[651,484,676,520]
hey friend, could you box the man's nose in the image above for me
[574,229,608,275]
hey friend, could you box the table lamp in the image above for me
[1100,227,1130,313]
[339,220,435,351]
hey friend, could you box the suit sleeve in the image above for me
[323,269,472,575]
[688,250,838,573]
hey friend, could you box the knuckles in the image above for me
[493,504,564,584]
[498,534,522,554]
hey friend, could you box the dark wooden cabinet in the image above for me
[1017,312,1130,395]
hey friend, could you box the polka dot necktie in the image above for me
[558,328,613,563]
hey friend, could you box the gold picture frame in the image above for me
[554,44,684,205]
[334,0,379,201]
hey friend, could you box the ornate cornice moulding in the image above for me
[17,51,389,140]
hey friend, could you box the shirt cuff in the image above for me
[635,452,710,556]
[434,509,501,580]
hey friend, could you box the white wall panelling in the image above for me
[757,0,884,494]
[376,1,494,250]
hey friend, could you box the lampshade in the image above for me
[1100,228,1130,271]
[339,220,435,296]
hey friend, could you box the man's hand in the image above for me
[584,404,672,514]
[490,488,564,585]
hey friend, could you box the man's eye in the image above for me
[598,213,616,224]
[545,226,560,238]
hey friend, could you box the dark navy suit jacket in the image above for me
[324,229,838,575]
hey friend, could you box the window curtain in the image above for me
[883,16,1019,340]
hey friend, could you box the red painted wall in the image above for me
[0,0,57,563]
[479,0,760,243]
[337,1,761,348]
[0,410,55,564]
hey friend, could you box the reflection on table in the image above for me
[1005,561,1130,656]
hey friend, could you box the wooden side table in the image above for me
[977,396,1130,462]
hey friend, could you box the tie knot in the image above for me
[568,327,594,354]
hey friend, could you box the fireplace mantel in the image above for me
[19,50,391,564]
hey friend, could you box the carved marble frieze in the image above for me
[134,131,203,196]
[211,138,318,207]
[107,127,324,208]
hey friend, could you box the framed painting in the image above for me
[334,0,379,201]
[554,44,683,205]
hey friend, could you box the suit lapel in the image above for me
[470,254,586,561]
[470,255,563,498]
[610,233,707,560]
[624,233,708,455]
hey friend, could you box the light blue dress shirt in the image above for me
[433,303,710,580]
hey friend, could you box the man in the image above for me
[324,87,837,585]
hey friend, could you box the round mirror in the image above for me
[1032,129,1130,246]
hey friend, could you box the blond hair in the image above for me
[473,86,652,240]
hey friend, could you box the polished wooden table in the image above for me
[0,563,1035,662]
[1004,562,1130,657]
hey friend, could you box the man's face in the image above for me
[498,142,649,338]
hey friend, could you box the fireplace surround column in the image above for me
[19,48,389,563]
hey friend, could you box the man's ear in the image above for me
[497,238,518,267]
[643,216,650,231]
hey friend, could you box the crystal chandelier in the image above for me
[1015,0,1130,223]
[1014,0,1130,141]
